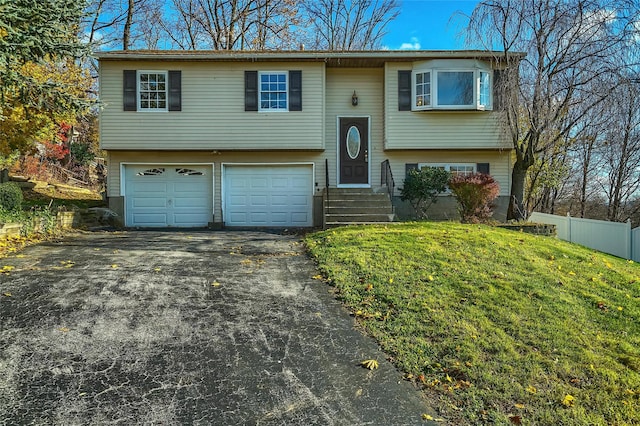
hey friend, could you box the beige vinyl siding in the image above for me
[100,61,324,151]
[384,62,510,150]
[324,68,384,187]
[107,150,327,221]
[384,150,512,196]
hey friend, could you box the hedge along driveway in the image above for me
[0,230,436,425]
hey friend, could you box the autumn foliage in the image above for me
[448,173,500,223]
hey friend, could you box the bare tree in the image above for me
[158,0,299,50]
[599,79,640,222]
[303,0,399,50]
[466,0,639,220]
[83,0,151,50]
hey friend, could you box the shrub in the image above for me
[0,182,24,212]
[449,173,500,223]
[400,167,451,219]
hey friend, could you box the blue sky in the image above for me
[383,0,480,50]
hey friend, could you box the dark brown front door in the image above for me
[339,117,369,185]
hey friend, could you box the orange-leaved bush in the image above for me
[448,173,500,223]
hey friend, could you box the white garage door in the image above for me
[124,165,213,227]
[224,165,313,227]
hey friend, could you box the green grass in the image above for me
[305,222,640,425]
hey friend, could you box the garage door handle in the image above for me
[168,199,172,206]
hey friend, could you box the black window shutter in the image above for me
[245,71,258,111]
[123,70,137,111]
[405,163,419,176]
[477,163,490,174]
[168,70,181,111]
[289,70,302,111]
[398,70,412,111]
[493,69,503,110]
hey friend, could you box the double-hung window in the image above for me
[415,71,431,108]
[138,71,168,111]
[259,71,288,111]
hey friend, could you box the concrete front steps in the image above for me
[324,187,395,227]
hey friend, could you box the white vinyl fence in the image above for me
[529,212,639,261]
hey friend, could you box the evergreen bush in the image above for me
[0,182,24,212]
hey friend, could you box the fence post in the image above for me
[627,219,632,260]
[566,212,572,243]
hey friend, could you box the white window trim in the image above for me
[411,68,492,111]
[137,70,168,112]
[258,71,289,112]
[413,70,431,108]
[418,163,477,194]
[418,163,477,173]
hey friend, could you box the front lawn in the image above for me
[305,222,640,425]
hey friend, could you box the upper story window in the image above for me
[259,71,288,111]
[123,70,181,112]
[410,60,492,111]
[138,71,168,111]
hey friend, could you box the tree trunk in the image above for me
[507,159,529,221]
[123,0,134,50]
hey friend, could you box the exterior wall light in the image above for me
[352,91,358,106]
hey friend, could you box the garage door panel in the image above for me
[125,164,213,227]
[228,178,248,189]
[131,197,167,208]
[291,212,310,224]
[228,212,247,222]
[229,193,247,203]
[250,213,268,224]
[131,213,168,226]
[131,182,168,194]
[173,182,207,192]
[271,195,287,206]
[250,178,268,189]
[271,177,289,188]
[173,197,209,208]
[224,165,313,227]
[251,195,268,207]
[291,178,311,188]
[173,213,211,226]
[290,195,309,206]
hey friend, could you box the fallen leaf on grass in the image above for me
[211,281,221,287]
[111,264,118,269]
[312,274,324,280]
[3,292,12,297]
[526,385,537,394]
[561,394,575,407]
[1,265,15,274]
[58,327,70,333]
[360,359,379,370]
[508,415,522,425]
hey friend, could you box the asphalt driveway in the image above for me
[0,231,436,425]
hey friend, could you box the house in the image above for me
[96,50,522,228]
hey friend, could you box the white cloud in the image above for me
[399,37,421,50]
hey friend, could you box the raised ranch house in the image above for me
[96,50,521,228]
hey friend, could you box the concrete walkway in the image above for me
[0,231,437,425]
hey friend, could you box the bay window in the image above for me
[412,65,492,111]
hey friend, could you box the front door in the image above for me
[339,117,369,185]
